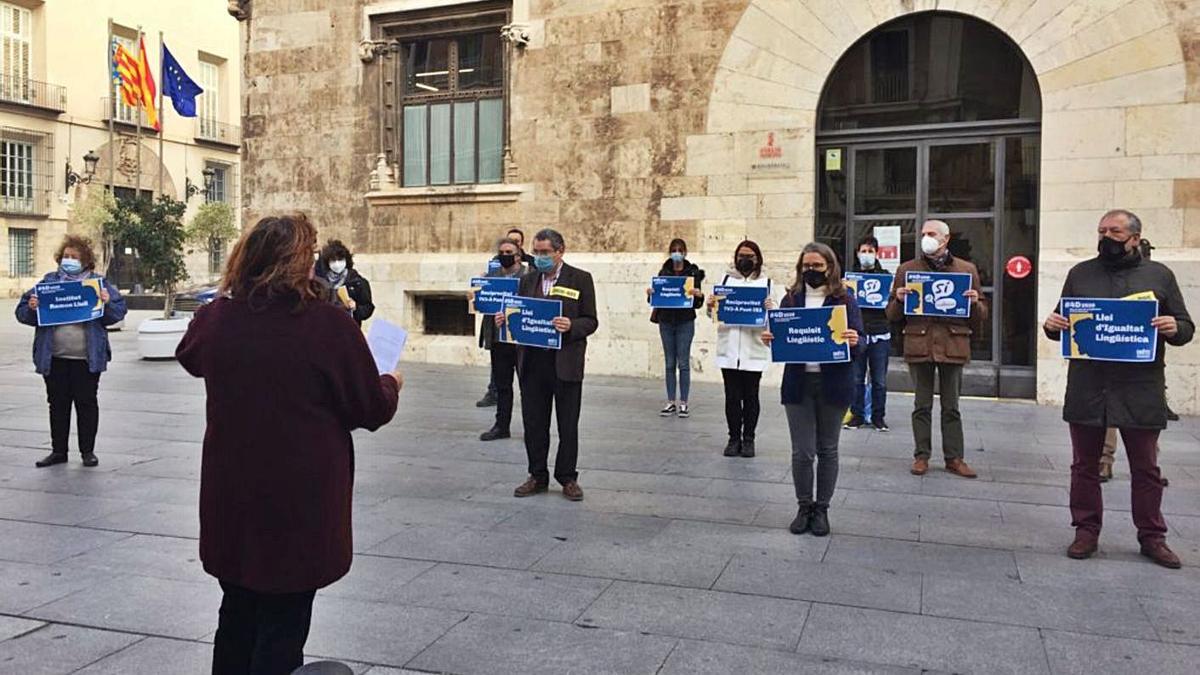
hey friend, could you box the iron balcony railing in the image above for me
[0,191,52,217]
[100,97,160,131]
[0,75,67,112]
[196,119,241,147]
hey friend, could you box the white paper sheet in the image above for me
[366,319,408,375]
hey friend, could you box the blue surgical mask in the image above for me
[60,258,83,274]
[670,252,685,264]
[534,254,556,272]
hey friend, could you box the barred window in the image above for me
[1,127,52,216]
[198,60,220,139]
[206,162,227,203]
[208,244,223,276]
[7,226,34,277]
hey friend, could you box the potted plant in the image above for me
[185,201,238,281]
[127,196,191,359]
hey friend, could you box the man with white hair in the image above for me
[886,220,987,478]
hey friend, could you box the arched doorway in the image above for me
[815,12,1041,398]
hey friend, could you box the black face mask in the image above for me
[1098,236,1129,262]
[735,257,756,274]
[498,253,516,268]
[803,270,827,289]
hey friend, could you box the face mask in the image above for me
[921,235,942,256]
[735,256,755,274]
[803,270,827,289]
[534,254,556,272]
[1098,236,1129,261]
[329,260,347,274]
[60,258,83,274]
[857,252,876,268]
[670,252,685,264]
[498,253,516,268]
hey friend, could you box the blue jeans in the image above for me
[851,338,889,423]
[659,320,695,402]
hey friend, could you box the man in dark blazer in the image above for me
[496,228,598,501]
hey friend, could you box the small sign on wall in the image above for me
[748,131,792,173]
[825,148,842,172]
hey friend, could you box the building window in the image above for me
[205,162,228,203]
[1,2,32,103]
[7,226,34,277]
[1,127,51,216]
[420,295,474,335]
[198,60,220,139]
[208,245,224,276]
[112,33,139,125]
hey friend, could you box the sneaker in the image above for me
[475,392,497,408]
[677,404,689,418]
[872,420,890,432]
[659,403,677,417]
[723,439,741,457]
[844,416,865,430]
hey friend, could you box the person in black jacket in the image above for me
[645,238,705,418]
[845,235,892,431]
[479,237,528,441]
[1044,209,1193,569]
[315,240,374,326]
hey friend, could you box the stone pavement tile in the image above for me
[1137,594,1200,645]
[320,555,435,604]
[0,519,130,565]
[118,456,202,481]
[920,475,1070,506]
[797,604,1049,675]
[834,469,926,494]
[650,519,828,559]
[57,533,207,584]
[532,539,733,588]
[1042,629,1200,675]
[570,488,766,525]
[578,580,809,650]
[405,613,676,675]
[658,455,792,482]
[0,560,100,614]
[701,477,809,504]
[714,551,921,613]
[73,636,212,675]
[1015,551,1200,599]
[575,450,672,474]
[365,523,562,569]
[27,574,221,640]
[752,504,921,541]
[918,513,1070,553]
[0,615,44,641]
[581,469,714,496]
[304,596,467,667]
[0,488,142,526]
[81,502,200,539]
[659,639,925,674]
[0,624,142,675]
[491,506,670,543]
[0,468,153,499]
[921,574,1157,639]
[841,489,1004,521]
[823,535,1020,582]
[362,669,429,675]
[107,476,200,506]
[392,563,611,623]
[356,495,524,531]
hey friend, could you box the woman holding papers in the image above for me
[762,242,862,536]
[480,237,528,441]
[315,239,375,325]
[176,214,401,673]
[707,239,774,458]
[14,235,126,468]
[646,238,705,418]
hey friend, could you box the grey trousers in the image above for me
[785,376,845,507]
[908,361,964,460]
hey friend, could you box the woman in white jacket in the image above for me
[707,240,775,458]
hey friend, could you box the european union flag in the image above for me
[161,44,203,117]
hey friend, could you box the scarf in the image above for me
[324,268,348,289]
[924,250,953,271]
[57,269,92,282]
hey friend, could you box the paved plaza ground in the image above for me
[2,302,1200,674]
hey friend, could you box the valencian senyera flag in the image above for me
[112,35,160,131]
[161,44,203,117]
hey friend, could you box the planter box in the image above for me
[137,316,191,360]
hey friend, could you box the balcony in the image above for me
[195,119,241,150]
[100,97,160,134]
[0,75,67,114]
[0,192,51,218]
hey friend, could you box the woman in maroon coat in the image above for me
[177,213,401,674]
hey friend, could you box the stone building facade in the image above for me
[238,0,1200,414]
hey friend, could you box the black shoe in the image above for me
[843,416,865,430]
[723,439,741,457]
[81,453,99,467]
[475,392,497,408]
[36,452,68,468]
[740,439,756,458]
[789,505,812,535]
[659,403,677,417]
[872,419,890,432]
[479,427,510,441]
[810,505,830,537]
[1166,405,1179,422]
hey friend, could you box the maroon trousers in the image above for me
[1069,424,1168,543]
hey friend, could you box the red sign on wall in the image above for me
[1006,255,1032,279]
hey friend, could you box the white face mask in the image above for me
[921,235,942,256]
[857,252,876,268]
[329,260,347,274]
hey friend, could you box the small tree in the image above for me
[70,188,120,274]
[185,201,238,278]
[117,196,190,318]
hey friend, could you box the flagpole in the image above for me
[158,30,164,196]
[135,25,143,201]
[107,19,115,196]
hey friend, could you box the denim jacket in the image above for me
[15,272,128,375]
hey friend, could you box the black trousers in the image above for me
[212,581,317,675]
[44,358,101,456]
[721,368,762,441]
[491,343,519,431]
[520,348,582,486]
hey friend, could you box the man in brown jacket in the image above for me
[886,220,988,478]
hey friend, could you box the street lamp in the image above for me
[65,150,100,191]
[186,166,217,199]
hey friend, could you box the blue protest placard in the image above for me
[36,279,105,327]
[768,305,851,364]
[1061,297,1158,363]
[904,271,972,318]
[469,276,520,315]
[843,273,893,310]
[713,285,768,326]
[487,259,502,274]
[500,296,563,350]
[650,276,694,309]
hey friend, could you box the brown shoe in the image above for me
[1067,531,1098,559]
[945,459,977,479]
[1140,540,1182,569]
[911,457,929,476]
[1099,463,1112,482]
[513,476,548,498]
[562,481,584,502]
